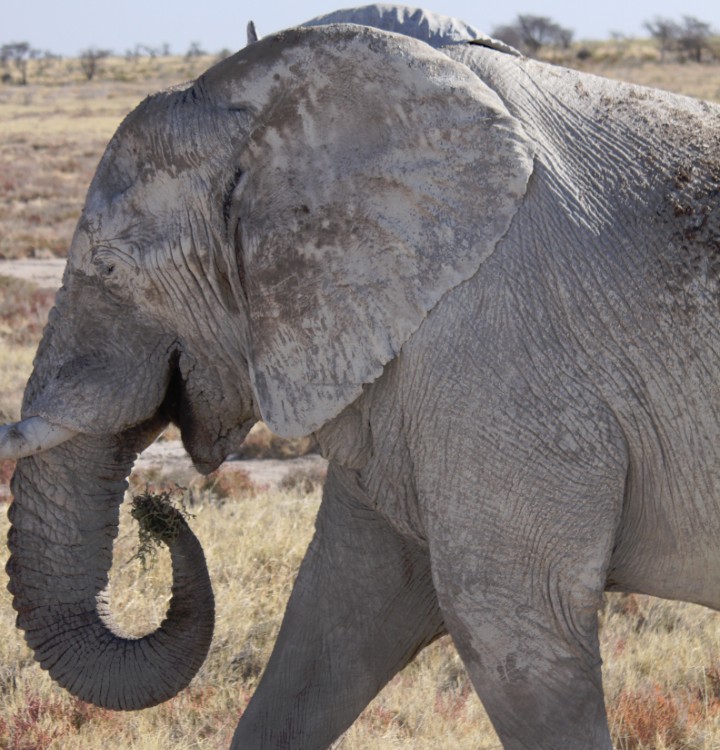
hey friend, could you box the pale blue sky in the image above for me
[5,1,720,56]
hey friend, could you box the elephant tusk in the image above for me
[0,417,78,460]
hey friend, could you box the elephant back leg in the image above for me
[422,404,627,749]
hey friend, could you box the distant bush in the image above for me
[492,15,573,57]
[0,42,38,85]
[189,469,259,503]
[644,15,716,62]
[79,47,111,80]
[278,465,327,495]
[232,422,318,460]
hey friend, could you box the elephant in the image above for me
[2,8,720,750]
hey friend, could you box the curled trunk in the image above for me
[6,426,214,710]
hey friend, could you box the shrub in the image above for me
[188,469,258,503]
[610,685,686,749]
[232,422,318,459]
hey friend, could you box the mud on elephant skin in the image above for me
[3,6,720,750]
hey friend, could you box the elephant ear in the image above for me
[206,26,534,437]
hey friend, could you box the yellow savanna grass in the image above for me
[3,477,720,748]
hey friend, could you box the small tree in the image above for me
[677,16,714,62]
[1,42,34,84]
[645,15,715,62]
[492,15,573,57]
[491,24,524,52]
[33,49,58,76]
[79,47,111,80]
[644,17,680,62]
[185,42,206,59]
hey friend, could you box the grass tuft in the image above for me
[610,685,686,749]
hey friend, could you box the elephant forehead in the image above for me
[71,97,245,275]
[88,89,244,208]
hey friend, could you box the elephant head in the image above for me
[2,25,532,709]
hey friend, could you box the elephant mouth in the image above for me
[159,357,255,474]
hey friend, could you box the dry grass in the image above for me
[581,61,720,103]
[539,38,720,102]
[3,475,720,748]
[601,594,720,749]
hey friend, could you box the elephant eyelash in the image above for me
[222,168,244,229]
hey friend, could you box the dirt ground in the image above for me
[0,258,327,491]
[0,258,66,289]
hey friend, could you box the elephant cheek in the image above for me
[314,401,373,469]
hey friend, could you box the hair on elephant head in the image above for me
[5,4,720,750]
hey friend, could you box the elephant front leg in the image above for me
[425,445,626,750]
[231,463,444,750]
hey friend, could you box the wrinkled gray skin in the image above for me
[5,15,720,750]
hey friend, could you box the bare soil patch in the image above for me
[135,439,326,493]
[0,258,66,288]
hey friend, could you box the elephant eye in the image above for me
[91,245,138,296]
[92,248,116,275]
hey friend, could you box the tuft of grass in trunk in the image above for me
[130,488,194,567]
